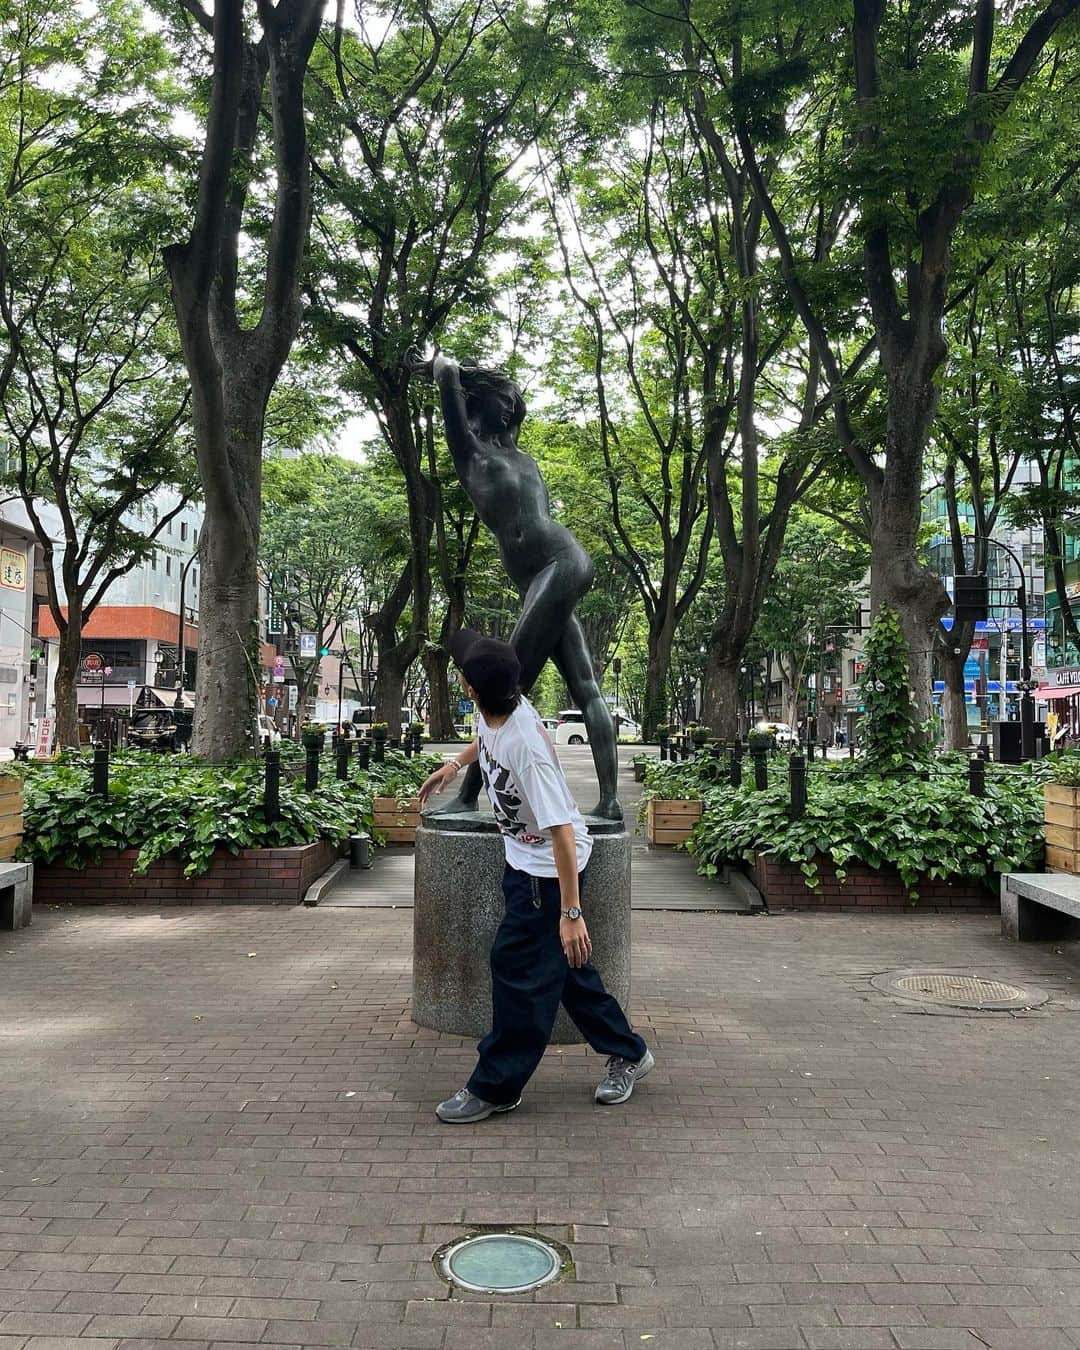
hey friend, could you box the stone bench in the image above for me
[1001,872,1080,941]
[0,861,32,929]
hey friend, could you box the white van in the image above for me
[553,709,641,745]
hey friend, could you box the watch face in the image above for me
[566,907,581,920]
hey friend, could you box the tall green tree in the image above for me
[0,0,194,747]
[305,0,549,735]
[697,0,1080,728]
[161,0,325,761]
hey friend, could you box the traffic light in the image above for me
[953,574,989,623]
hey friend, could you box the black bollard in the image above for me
[336,741,350,782]
[305,744,320,790]
[806,739,815,763]
[373,738,384,764]
[403,735,413,759]
[849,742,856,760]
[788,754,807,818]
[264,750,281,823]
[349,832,372,869]
[659,733,669,762]
[357,739,371,771]
[752,746,768,790]
[968,755,985,799]
[730,739,743,788]
[92,745,109,797]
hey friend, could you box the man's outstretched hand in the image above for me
[418,761,458,806]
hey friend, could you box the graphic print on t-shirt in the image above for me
[478,739,546,845]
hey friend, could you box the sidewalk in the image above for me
[4,903,1080,1349]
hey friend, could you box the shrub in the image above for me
[18,748,441,877]
[690,760,1043,897]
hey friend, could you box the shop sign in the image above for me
[0,547,26,590]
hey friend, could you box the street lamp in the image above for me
[611,656,621,736]
[175,553,199,710]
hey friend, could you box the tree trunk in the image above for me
[423,645,457,740]
[868,365,951,728]
[643,618,675,739]
[53,618,83,749]
[701,646,742,740]
[188,401,262,760]
[374,649,408,737]
[940,645,971,751]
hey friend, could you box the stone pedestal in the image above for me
[412,813,631,1043]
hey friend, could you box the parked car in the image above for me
[350,706,416,729]
[553,709,641,745]
[128,707,193,752]
[754,719,795,748]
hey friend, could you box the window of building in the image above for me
[181,521,188,542]
[165,555,172,576]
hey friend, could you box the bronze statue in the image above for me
[409,350,620,820]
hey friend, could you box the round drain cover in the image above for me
[440,1233,562,1294]
[872,968,1048,1011]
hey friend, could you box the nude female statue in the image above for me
[409,351,621,820]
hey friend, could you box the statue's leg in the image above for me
[428,560,584,816]
[553,617,621,821]
[510,559,580,692]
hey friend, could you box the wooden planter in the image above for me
[646,797,702,846]
[1044,783,1080,874]
[373,795,421,844]
[0,776,23,862]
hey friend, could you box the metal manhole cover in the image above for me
[871,968,1048,1011]
[436,1232,564,1295]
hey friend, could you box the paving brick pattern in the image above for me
[4,904,1080,1349]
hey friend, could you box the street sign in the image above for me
[127,679,137,689]
[299,633,317,658]
[457,698,474,715]
[267,602,283,636]
[267,697,277,709]
[288,685,299,711]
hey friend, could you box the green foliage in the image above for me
[690,762,1044,898]
[858,606,926,772]
[1039,752,1080,788]
[18,750,441,877]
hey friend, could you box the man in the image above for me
[419,628,652,1124]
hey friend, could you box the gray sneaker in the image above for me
[594,1048,654,1105]
[435,1088,521,1124]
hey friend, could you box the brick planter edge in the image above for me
[749,851,994,913]
[33,840,340,907]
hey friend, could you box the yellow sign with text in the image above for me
[0,548,26,591]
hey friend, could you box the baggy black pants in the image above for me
[466,863,647,1106]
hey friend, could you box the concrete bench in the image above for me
[1001,872,1080,941]
[0,861,32,930]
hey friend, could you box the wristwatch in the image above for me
[561,906,583,921]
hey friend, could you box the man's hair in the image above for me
[459,361,526,432]
[477,687,522,718]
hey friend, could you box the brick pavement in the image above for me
[3,904,1080,1349]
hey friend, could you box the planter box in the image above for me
[646,797,702,846]
[0,776,23,862]
[32,840,338,907]
[373,795,421,844]
[749,852,993,913]
[1044,784,1080,873]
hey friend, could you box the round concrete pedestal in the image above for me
[412,813,631,1043]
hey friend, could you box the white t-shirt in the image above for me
[476,696,593,877]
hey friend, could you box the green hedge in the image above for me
[689,760,1044,898]
[18,749,441,878]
